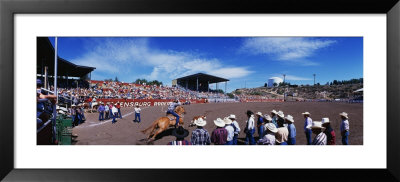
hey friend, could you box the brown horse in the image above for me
[141,106,186,140]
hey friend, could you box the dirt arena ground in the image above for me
[72,102,363,145]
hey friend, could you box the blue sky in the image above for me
[49,37,363,92]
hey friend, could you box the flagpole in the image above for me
[53,37,58,144]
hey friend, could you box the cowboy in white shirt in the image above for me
[223,117,235,145]
[339,112,350,145]
[228,114,240,145]
[111,104,118,124]
[244,110,256,145]
[134,105,142,123]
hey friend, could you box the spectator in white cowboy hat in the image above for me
[263,114,273,137]
[270,110,278,127]
[244,110,256,145]
[275,115,289,145]
[223,117,235,145]
[322,117,335,145]
[302,111,313,145]
[97,102,105,121]
[339,112,350,145]
[168,126,192,145]
[104,102,110,119]
[228,114,240,145]
[211,118,228,145]
[285,115,296,145]
[307,121,327,145]
[191,118,211,145]
[258,123,278,145]
[255,112,264,139]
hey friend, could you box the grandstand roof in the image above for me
[176,73,229,83]
[37,37,96,78]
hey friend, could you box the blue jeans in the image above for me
[233,134,238,145]
[112,113,116,123]
[99,112,104,121]
[76,114,82,125]
[135,113,141,122]
[277,141,288,145]
[167,110,179,126]
[225,140,234,145]
[342,131,349,145]
[118,108,122,118]
[288,137,296,145]
[258,125,264,138]
[245,129,256,145]
[305,130,312,145]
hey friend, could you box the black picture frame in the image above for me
[1,0,399,181]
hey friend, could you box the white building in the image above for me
[267,77,283,87]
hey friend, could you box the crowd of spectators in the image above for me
[43,80,237,106]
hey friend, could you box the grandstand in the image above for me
[37,37,96,145]
[173,73,229,93]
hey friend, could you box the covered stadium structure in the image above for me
[37,37,96,88]
[173,73,229,93]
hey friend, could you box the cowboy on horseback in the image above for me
[167,99,181,127]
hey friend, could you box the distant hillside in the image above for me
[233,83,363,100]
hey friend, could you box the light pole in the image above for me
[283,74,286,85]
[313,74,316,85]
[283,74,286,101]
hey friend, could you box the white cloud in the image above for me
[270,74,312,81]
[285,75,312,81]
[241,37,336,65]
[70,38,252,83]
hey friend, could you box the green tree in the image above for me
[114,76,119,82]
[226,93,234,98]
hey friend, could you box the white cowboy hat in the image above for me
[321,118,330,124]
[56,106,61,110]
[302,112,311,115]
[223,117,233,125]
[339,112,348,118]
[264,114,272,121]
[228,114,236,119]
[214,118,225,127]
[58,110,65,115]
[271,110,277,114]
[277,111,284,118]
[307,121,325,129]
[265,123,278,133]
[194,118,207,127]
[256,112,263,116]
[285,115,294,123]
[71,104,76,107]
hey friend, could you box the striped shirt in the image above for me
[211,127,228,145]
[167,140,192,145]
[191,128,211,145]
[312,132,327,145]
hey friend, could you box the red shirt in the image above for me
[88,98,92,102]
[116,103,121,109]
[324,127,336,145]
